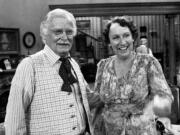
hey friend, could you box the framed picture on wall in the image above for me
[0,28,20,54]
[77,20,90,30]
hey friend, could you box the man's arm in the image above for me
[5,57,34,135]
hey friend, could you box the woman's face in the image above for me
[109,23,134,59]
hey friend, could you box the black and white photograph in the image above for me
[0,28,19,54]
[0,0,180,135]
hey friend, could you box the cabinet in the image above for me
[0,69,15,122]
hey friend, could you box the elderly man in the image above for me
[5,8,93,135]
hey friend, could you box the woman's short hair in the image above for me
[40,8,77,43]
[103,16,138,44]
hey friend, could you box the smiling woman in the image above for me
[91,16,173,135]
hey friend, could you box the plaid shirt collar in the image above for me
[43,45,71,66]
[43,45,60,66]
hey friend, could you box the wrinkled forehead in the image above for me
[49,17,74,30]
[48,14,74,24]
[109,23,131,35]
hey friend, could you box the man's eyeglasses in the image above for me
[52,29,74,38]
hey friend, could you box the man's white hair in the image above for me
[40,8,77,44]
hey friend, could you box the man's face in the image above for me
[45,17,74,56]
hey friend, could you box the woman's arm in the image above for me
[147,57,173,117]
[89,59,107,124]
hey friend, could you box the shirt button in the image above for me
[70,115,76,118]
[67,92,71,95]
[72,127,76,130]
[69,104,74,107]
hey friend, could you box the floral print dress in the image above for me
[93,52,173,135]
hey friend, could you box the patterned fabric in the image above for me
[5,45,93,135]
[93,52,173,135]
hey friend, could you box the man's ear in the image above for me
[108,43,112,47]
[41,33,48,45]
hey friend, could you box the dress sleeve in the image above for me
[93,59,106,93]
[147,57,174,101]
[4,57,34,135]
[88,59,106,111]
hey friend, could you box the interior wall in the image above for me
[0,0,49,55]
[0,0,179,55]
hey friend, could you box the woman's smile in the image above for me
[117,45,130,51]
[109,23,134,58]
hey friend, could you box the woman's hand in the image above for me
[153,95,172,117]
[142,100,155,122]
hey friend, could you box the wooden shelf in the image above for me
[0,69,16,74]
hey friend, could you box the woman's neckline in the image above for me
[113,52,136,79]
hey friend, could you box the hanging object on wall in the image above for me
[23,32,36,55]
